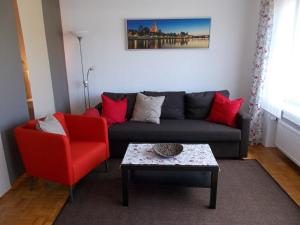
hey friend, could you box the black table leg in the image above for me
[122,167,129,206]
[210,169,218,209]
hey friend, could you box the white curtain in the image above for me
[260,0,300,117]
[249,0,300,144]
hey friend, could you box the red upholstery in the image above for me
[15,113,109,187]
[83,108,101,118]
[71,142,107,183]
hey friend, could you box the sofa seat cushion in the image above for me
[109,119,241,142]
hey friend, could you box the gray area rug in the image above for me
[54,159,300,225]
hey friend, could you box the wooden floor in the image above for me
[0,146,299,225]
[247,146,300,206]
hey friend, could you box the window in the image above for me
[261,0,300,125]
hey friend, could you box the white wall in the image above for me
[60,0,260,114]
[0,137,11,197]
[17,0,56,118]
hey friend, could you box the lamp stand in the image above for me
[77,36,88,109]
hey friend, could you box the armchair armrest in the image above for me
[14,127,73,185]
[236,110,250,158]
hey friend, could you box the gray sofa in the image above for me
[96,90,250,159]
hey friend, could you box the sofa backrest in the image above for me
[185,90,230,119]
[143,91,186,119]
[99,90,230,120]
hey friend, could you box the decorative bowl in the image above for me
[153,143,183,157]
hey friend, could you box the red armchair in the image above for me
[15,113,109,201]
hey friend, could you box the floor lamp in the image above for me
[86,66,94,108]
[72,31,94,109]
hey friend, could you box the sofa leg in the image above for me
[105,160,108,172]
[69,186,74,203]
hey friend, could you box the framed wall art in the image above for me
[126,18,211,49]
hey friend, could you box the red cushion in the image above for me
[83,108,101,117]
[101,94,127,125]
[207,92,244,127]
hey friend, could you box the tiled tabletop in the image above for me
[121,143,218,167]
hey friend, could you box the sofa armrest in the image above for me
[236,110,250,158]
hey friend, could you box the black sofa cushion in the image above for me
[143,91,185,119]
[102,92,137,119]
[185,90,230,119]
[109,119,241,142]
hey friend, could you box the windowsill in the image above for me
[283,106,300,127]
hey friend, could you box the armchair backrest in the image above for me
[15,121,74,186]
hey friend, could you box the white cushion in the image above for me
[131,93,165,124]
[37,115,66,136]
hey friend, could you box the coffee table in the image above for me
[121,143,219,209]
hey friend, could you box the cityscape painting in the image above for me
[127,18,211,49]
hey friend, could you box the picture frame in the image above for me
[126,18,211,49]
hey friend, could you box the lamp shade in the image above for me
[71,30,88,39]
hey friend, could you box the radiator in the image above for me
[275,120,300,167]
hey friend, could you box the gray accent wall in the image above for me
[42,0,70,113]
[0,0,29,182]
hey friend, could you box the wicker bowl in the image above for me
[153,143,183,157]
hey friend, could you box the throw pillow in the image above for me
[101,94,127,125]
[53,112,69,135]
[131,93,165,124]
[37,114,67,136]
[83,108,101,117]
[185,90,230,119]
[207,92,244,127]
[102,92,136,119]
[143,91,186,119]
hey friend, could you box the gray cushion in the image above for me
[143,91,185,119]
[131,93,165,124]
[103,92,137,119]
[109,119,241,142]
[37,115,66,136]
[185,90,230,119]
